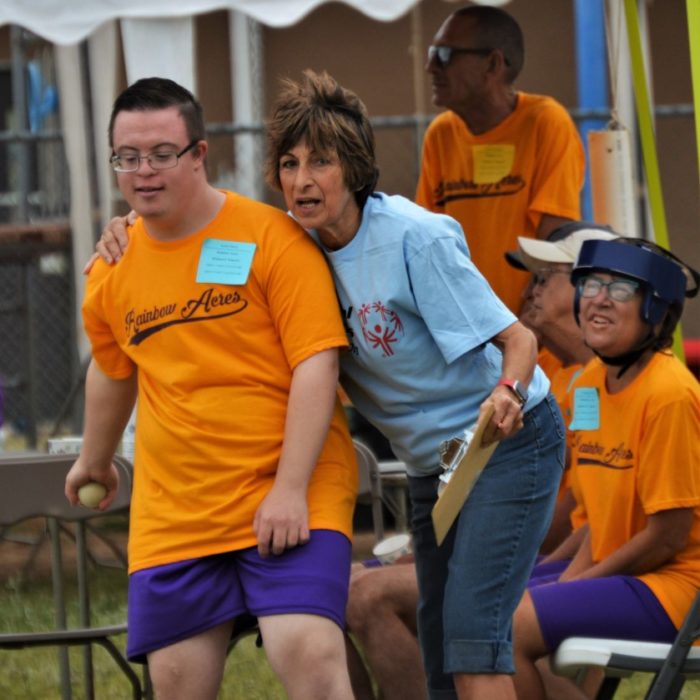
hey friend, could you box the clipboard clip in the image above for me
[437,426,476,495]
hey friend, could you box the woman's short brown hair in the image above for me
[265,70,379,209]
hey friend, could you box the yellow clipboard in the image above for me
[432,405,499,545]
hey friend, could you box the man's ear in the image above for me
[487,49,508,77]
[193,140,208,167]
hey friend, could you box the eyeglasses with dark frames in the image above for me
[578,275,640,302]
[427,45,497,68]
[110,140,199,173]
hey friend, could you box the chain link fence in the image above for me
[1,32,78,450]
[0,221,76,449]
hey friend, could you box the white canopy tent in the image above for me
[0,1,423,44]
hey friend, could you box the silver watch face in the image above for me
[512,380,528,404]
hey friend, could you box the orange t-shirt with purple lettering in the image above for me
[568,353,700,628]
[83,191,356,573]
[416,93,584,313]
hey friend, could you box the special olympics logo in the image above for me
[357,301,404,357]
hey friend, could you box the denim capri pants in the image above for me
[408,393,565,699]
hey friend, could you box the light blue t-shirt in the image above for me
[310,193,549,475]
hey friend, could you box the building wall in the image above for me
[262,1,579,116]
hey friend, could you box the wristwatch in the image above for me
[497,379,528,406]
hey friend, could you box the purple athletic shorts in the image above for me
[126,529,352,663]
[529,562,677,652]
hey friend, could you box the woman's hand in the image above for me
[481,320,537,445]
[82,210,137,273]
[480,385,525,445]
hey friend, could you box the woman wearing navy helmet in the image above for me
[572,237,695,376]
[512,238,700,700]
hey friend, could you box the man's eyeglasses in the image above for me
[532,268,570,287]
[110,140,199,173]
[578,275,640,302]
[427,45,495,68]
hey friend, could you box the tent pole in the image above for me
[410,4,426,186]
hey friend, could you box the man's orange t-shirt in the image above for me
[83,192,357,573]
[416,93,584,313]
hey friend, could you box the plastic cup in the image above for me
[371,533,412,565]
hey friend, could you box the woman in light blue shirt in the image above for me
[264,70,564,700]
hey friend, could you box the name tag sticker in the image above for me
[196,239,256,285]
[569,387,600,431]
[472,144,515,184]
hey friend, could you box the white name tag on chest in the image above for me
[196,239,256,285]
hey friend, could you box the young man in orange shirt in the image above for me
[65,77,357,700]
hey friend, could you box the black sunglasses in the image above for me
[427,45,496,68]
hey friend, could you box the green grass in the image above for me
[615,676,700,699]
[2,539,700,699]
[0,520,286,700]
[0,568,285,699]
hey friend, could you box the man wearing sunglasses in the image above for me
[416,5,585,316]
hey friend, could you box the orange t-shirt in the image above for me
[549,362,584,504]
[416,93,584,313]
[538,348,564,382]
[567,353,700,628]
[83,192,357,573]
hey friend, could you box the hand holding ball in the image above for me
[78,482,107,509]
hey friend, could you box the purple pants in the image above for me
[126,529,351,662]
[529,559,677,651]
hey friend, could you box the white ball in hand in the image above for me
[78,482,107,509]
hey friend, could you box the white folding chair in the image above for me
[354,439,386,542]
[551,588,700,699]
[377,458,409,532]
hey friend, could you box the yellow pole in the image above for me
[687,0,700,192]
[623,0,685,360]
